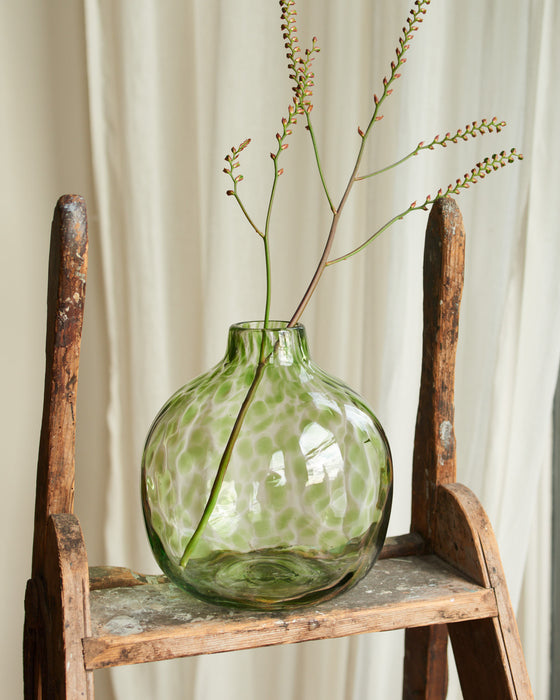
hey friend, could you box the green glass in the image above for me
[141,322,392,609]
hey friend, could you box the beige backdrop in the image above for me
[3,1,559,698]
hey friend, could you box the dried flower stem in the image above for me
[329,147,523,265]
[287,0,433,325]
[356,118,507,181]
[224,139,262,236]
[179,0,523,567]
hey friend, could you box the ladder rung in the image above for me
[84,553,497,670]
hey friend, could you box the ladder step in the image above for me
[84,553,497,670]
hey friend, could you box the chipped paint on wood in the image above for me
[84,554,496,669]
[439,420,453,449]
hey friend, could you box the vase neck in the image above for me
[226,322,309,366]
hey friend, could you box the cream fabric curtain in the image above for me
[3,0,558,698]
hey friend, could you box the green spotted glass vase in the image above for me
[141,321,392,609]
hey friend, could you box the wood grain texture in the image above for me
[84,555,496,670]
[403,198,465,698]
[403,625,449,700]
[32,195,88,578]
[378,532,425,560]
[23,578,43,700]
[89,566,168,591]
[410,197,465,542]
[434,483,489,586]
[440,484,534,699]
[41,514,93,698]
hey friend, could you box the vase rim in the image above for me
[230,321,305,332]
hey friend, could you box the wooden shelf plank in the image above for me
[85,554,497,670]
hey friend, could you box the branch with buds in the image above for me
[179,0,523,568]
[357,117,510,181]
[223,139,261,236]
[358,0,431,141]
[329,149,523,265]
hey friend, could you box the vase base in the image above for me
[170,546,373,610]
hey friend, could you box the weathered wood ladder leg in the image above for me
[402,198,533,699]
[23,195,93,699]
[401,197,465,699]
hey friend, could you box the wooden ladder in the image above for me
[23,195,534,699]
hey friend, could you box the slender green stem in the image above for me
[326,207,419,266]
[287,67,407,325]
[356,118,507,182]
[179,359,267,567]
[180,114,286,569]
[179,181,277,568]
[356,149,419,181]
[288,122,372,326]
[265,160,280,236]
[287,1,430,325]
[179,240,273,569]
[306,113,336,214]
[233,191,264,237]
[328,147,524,266]
[262,236,273,336]
[262,152,282,331]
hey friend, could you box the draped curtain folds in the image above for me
[82,1,558,698]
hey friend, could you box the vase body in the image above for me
[141,322,392,609]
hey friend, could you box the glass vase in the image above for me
[141,321,392,610]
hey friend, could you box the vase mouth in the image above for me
[230,320,305,332]
[226,321,308,365]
